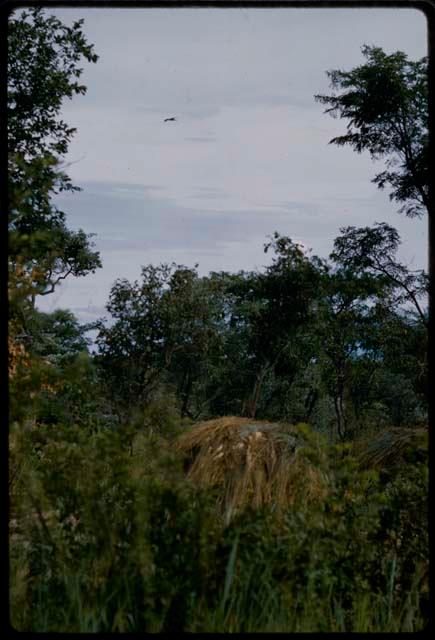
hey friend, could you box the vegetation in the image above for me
[8,10,429,633]
[8,6,101,309]
[315,45,428,218]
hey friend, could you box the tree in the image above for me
[8,306,102,429]
[314,264,386,440]
[330,222,428,327]
[26,309,93,364]
[245,234,322,418]
[8,8,101,308]
[314,223,428,438]
[162,268,226,420]
[96,264,226,424]
[95,265,172,421]
[8,7,98,170]
[210,235,322,419]
[315,45,428,218]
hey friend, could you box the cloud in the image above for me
[184,136,216,143]
[40,176,427,325]
[39,6,427,326]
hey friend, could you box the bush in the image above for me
[9,420,428,632]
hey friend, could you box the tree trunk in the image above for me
[181,369,193,419]
[333,395,342,440]
[334,381,347,441]
[245,368,267,419]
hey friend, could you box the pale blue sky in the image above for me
[30,7,428,324]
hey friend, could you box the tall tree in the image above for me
[96,264,226,423]
[315,264,386,440]
[8,7,97,175]
[8,8,101,308]
[315,45,428,219]
[213,234,322,419]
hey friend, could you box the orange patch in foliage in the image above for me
[8,336,30,378]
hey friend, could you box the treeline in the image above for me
[93,224,427,440]
[10,222,428,442]
[8,10,429,443]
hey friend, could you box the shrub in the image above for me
[9,419,428,632]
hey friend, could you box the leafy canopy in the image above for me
[8,7,98,166]
[315,45,428,218]
[8,8,101,305]
[331,222,428,326]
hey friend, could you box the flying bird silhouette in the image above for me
[164,117,177,122]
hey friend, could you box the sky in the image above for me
[29,6,428,325]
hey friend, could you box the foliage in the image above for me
[26,309,92,363]
[8,16,429,632]
[96,234,323,424]
[9,420,428,632]
[315,45,428,217]
[8,8,101,307]
[331,222,428,326]
[8,7,98,165]
[95,264,226,423]
[93,220,428,437]
[8,307,106,433]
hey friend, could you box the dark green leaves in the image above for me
[8,8,101,307]
[8,7,98,164]
[315,46,428,217]
[330,222,428,327]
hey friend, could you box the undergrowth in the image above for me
[9,421,428,632]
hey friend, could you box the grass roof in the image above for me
[175,416,330,520]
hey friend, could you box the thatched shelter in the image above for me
[175,416,330,520]
[352,426,428,471]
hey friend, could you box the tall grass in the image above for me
[9,420,428,632]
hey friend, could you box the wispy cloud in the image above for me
[184,136,216,143]
[39,6,428,326]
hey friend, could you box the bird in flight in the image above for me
[164,117,177,122]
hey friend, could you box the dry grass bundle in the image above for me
[175,416,330,519]
[352,427,428,471]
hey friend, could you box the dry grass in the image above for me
[352,427,428,471]
[175,416,330,519]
